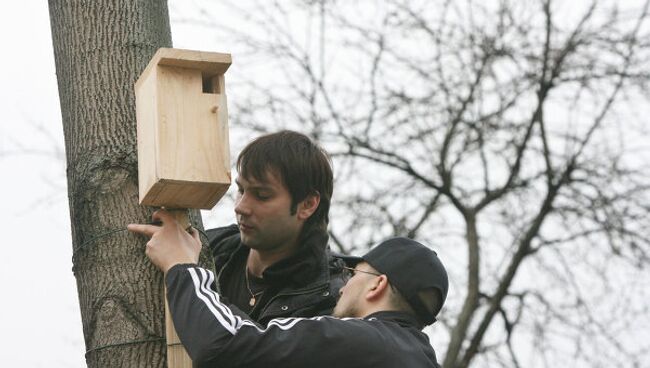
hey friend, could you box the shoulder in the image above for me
[206,224,241,262]
[206,224,240,247]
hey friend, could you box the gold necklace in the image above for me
[244,265,264,307]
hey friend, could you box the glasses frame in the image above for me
[339,266,382,282]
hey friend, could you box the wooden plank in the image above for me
[143,179,230,209]
[135,48,231,90]
[135,65,159,205]
[156,65,230,185]
[216,76,231,175]
[151,64,230,208]
[165,287,192,368]
[164,210,192,367]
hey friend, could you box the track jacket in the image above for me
[166,264,442,368]
[207,225,347,324]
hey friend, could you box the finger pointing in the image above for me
[127,223,159,237]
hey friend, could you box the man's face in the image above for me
[234,170,304,252]
[333,262,377,318]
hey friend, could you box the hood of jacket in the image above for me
[207,224,331,289]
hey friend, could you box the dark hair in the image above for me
[237,130,334,232]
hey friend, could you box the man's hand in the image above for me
[127,209,202,274]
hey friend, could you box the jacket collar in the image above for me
[364,311,424,330]
[230,226,331,289]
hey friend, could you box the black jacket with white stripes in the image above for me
[166,264,442,368]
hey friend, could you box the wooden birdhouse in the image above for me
[135,48,232,210]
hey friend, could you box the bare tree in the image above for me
[176,0,650,367]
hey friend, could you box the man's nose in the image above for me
[235,193,252,216]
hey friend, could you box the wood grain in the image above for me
[135,48,232,210]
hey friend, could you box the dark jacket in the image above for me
[206,224,346,324]
[166,264,442,368]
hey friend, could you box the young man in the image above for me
[128,210,449,368]
[204,131,345,323]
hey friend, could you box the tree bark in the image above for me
[49,1,203,366]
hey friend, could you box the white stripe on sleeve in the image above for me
[185,267,363,336]
[197,268,239,328]
[188,268,238,335]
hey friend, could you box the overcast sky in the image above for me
[0,1,80,367]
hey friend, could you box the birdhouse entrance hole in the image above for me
[202,74,222,94]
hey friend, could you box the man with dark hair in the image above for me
[205,130,344,324]
[128,210,449,367]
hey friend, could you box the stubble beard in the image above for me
[333,299,359,319]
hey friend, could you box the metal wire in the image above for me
[84,337,166,356]
[71,222,210,262]
[71,222,211,355]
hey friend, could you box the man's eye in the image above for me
[253,190,272,200]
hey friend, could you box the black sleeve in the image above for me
[205,225,240,274]
[165,264,391,368]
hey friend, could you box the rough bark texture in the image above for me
[49,1,204,366]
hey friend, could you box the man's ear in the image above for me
[366,275,390,302]
[296,191,321,220]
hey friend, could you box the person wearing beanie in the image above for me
[128,209,449,368]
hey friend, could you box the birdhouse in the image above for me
[135,48,232,210]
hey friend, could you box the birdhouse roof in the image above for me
[135,48,232,88]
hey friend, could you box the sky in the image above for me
[0,1,84,367]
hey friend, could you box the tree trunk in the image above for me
[443,211,480,368]
[49,1,203,366]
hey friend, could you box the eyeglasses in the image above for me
[339,266,382,283]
